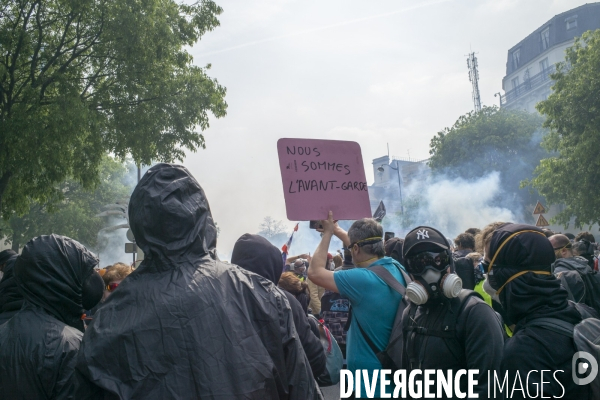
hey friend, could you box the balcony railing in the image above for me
[499,65,555,106]
[391,156,430,163]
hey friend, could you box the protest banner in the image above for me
[277,138,372,221]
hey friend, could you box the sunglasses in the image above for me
[405,251,450,275]
[106,282,119,292]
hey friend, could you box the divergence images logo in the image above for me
[572,351,598,385]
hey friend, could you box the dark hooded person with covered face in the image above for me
[0,235,104,399]
[231,233,326,379]
[75,164,320,400]
[485,223,590,400]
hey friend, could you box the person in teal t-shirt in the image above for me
[308,211,406,398]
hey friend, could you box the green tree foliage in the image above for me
[530,30,600,228]
[0,0,227,218]
[0,155,131,251]
[429,106,546,216]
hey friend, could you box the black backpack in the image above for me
[351,264,412,370]
[523,315,600,399]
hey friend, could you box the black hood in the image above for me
[0,253,20,313]
[231,233,283,284]
[487,224,578,324]
[488,223,555,291]
[129,163,218,264]
[14,235,98,331]
[488,223,555,270]
[0,249,17,265]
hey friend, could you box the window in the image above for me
[541,28,550,50]
[523,69,531,89]
[539,58,549,73]
[512,48,521,70]
[566,15,578,30]
[512,76,520,91]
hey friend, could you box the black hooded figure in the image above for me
[0,234,102,399]
[75,164,319,400]
[488,224,589,400]
[0,249,20,324]
[231,233,326,379]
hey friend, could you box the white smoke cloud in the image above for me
[417,172,516,237]
[381,171,518,240]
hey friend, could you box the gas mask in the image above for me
[404,250,463,305]
[483,276,500,303]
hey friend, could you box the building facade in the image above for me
[368,155,430,214]
[500,3,600,113]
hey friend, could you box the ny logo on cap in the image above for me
[416,229,429,240]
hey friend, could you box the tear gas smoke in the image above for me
[379,171,518,241]
[97,217,130,268]
[95,162,151,268]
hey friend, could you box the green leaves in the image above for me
[0,0,227,219]
[531,30,600,228]
[1,156,132,251]
[428,106,546,219]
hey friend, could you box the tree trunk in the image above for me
[11,231,19,252]
[0,171,13,216]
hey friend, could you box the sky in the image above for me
[178,0,588,259]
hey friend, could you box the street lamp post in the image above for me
[378,163,404,214]
[494,92,502,107]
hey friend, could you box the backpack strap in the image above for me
[355,316,383,354]
[368,265,411,297]
[523,317,575,338]
[352,264,410,357]
[405,291,482,336]
[403,290,483,368]
[558,273,577,302]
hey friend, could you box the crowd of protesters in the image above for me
[0,163,600,399]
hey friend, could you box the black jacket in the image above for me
[0,235,98,400]
[552,256,592,303]
[231,233,326,378]
[0,253,20,325]
[500,274,589,400]
[75,164,319,400]
[402,291,505,399]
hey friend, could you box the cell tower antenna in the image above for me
[467,52,482,112]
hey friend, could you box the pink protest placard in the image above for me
[277,138,372,221]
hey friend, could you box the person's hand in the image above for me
[318,211,336,236]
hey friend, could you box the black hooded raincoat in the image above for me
[0,251,20,324]
[0,235,98,400]
[75,163,319,400]
[231,233,326,378]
